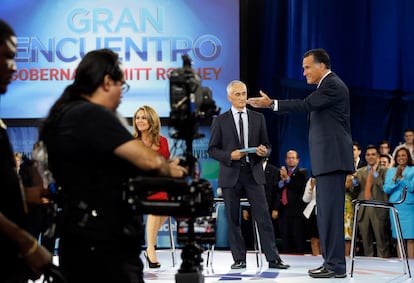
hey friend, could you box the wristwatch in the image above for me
[269,100,275,110]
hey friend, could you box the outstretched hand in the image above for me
[247,90,273,108]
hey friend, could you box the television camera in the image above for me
[127,54,220,283]
[169,54,220,142]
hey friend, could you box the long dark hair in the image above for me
[39,49,123,139]
[38,49,124,180]
[393,147,413,166]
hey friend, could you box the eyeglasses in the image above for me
[121,81,130,93]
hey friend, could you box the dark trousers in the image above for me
[222,166,280,262]
[315,172,346,274]
[59,238,144,283]
[278,213,306,253]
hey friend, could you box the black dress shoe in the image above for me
[231,260,246,269]
[309,266,347,278]
[268,259,290,269]
[308,265,324,274]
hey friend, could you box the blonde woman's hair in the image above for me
[133,105,161,146]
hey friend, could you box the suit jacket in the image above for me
[278,72,354,176]
[355,159,367,170]
[208,109,271,187]
[264,162,280,211]
[352,165,388,220]
[273,167,308,217]
[383,166,414,204]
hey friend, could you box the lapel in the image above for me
[246,109,253,145]
[226,109,239,143]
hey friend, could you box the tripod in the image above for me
[175,219,205,283]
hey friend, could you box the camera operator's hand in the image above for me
[22,242,53,280]
[168,157,188,178]
[24,185,50,205]
[231,149,248,161]
[0,214,53,281]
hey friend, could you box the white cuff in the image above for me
[270,100,278,111]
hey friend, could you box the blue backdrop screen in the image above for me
[1,0,239,118]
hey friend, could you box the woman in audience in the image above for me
[344,174,355,256]
[383,147,414,258]
[133,105,170,268]
[302,177,321,255]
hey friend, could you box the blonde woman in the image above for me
[133,105,170,268]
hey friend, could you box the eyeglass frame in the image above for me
[121,81,130,93]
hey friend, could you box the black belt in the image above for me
[240,160,250,167]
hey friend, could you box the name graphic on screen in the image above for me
[1,0,239,118]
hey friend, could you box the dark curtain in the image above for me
[6,0,414,174]
[243,0,414,173]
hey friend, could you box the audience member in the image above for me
[379,153,392,168]
[351,145,391,257]
[19,151,57,254]
[133,105,170,268]
[383,147,414,258]
[302,177,321,256]
[344,174,355,256]
[39,48,186,283]
[242,158,281,249]
[392,128,414,160]
[378,140,394,167]
[272,150,308,254]
[353,141,367,169]
[0,19,52,282]
[344,140,366,256]
[378,140,392,155]
[14,152,22,171]
[208,80,289,270]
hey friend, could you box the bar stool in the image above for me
[168,216,177,267]
[206,197,263,269]
[144,216,176,268]
[349,186,411,278]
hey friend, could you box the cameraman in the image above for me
[39,49,186,283]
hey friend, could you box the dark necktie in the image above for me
[281,170,293,205]
[238,112,245,148]
[365,167,373,200]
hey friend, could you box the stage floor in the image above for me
[143,249,414,283]
[34,249,414,282]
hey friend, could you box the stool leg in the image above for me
[253,220,263,269]
[349,203,361,277]
[206,244,215,268]
[168,217,176,267]
[391,207,411,277]
[206,202,221,268]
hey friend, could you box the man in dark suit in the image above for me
[241,158,281,249]
[353,141,367,170]
[248,49,354,278]
[208,80,289,270]
[264,159,282,241]
[272,150,308,254]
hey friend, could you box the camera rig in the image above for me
[127,54,220,283]
[169,54,220,151]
